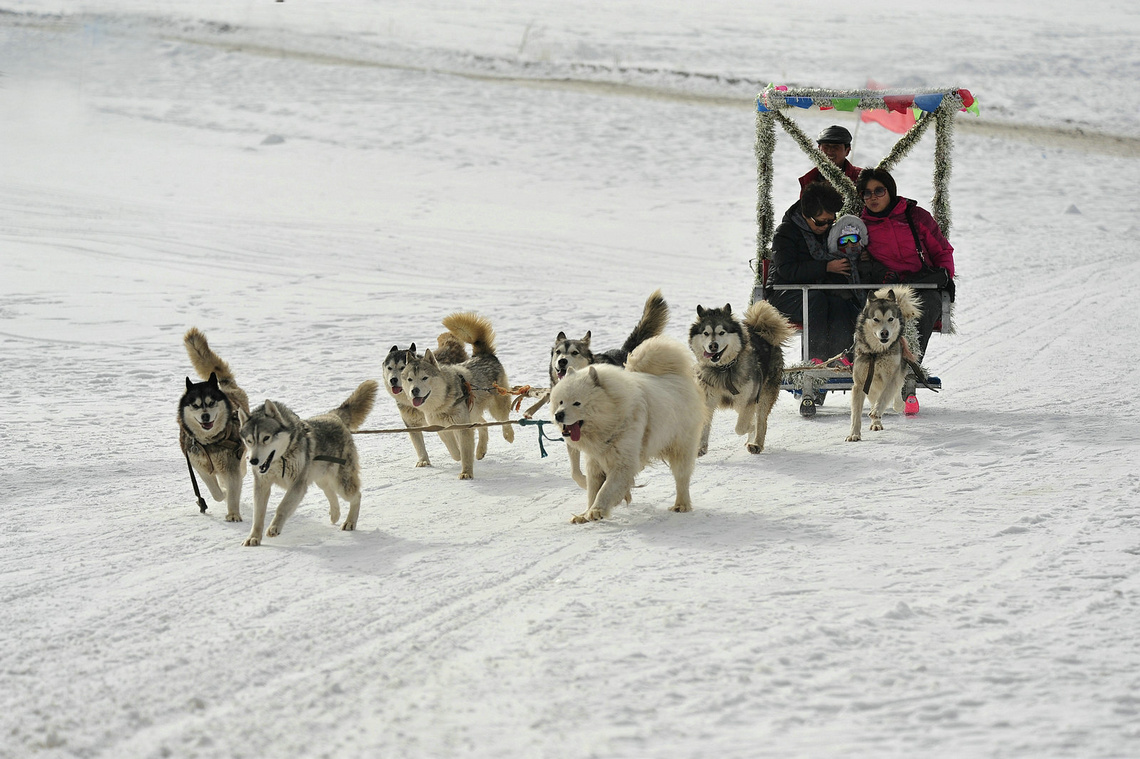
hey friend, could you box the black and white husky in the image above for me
[178,328,250,521]
[688,301,794,455]
[238,381,378,546]
[382,331,468,467]
[548,290,669,487]
[400,312,514,480]
[847,286,921,442]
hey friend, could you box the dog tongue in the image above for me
[391,386,402,395]
[564,421,582,442]
[412,396,424,407]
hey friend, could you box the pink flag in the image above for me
[861,80,916,134]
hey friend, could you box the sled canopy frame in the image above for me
[751,85,970,304]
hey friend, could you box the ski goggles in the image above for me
[837,234,861,246]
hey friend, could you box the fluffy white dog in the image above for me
[551,336,708,523]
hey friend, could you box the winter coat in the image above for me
[797,160,863,193]
[768,201,849,287]
[861,197,955,278]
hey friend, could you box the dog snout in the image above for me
[557,358,567,369]
[249,456,259,466]
[709,342,719,353]
[554,410,564,423]
[879,330,890,341]
[388,376,399,387]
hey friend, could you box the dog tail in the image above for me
[625,335,694,377]
[183,327,250,413]
[434,331,470,365]
[873,285,923,322]
[441,312,497,356]
[331,380,379,431]
[743,301,796,347]
[619,289,670,355]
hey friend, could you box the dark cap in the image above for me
[817,125,853,145]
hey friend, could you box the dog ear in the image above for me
[388,345,399,355]
[886,289,897,302]
[723,303,732,314]
[207,372,219,387]
[424,349,438,366]
[588,366,602,387]
[555,331,567,342]
[409,342,417,355]
[264,399,278,418]
[581,331,591,345]
[237,407,249,427]
[186,377,195,390]
[696,305,705,318]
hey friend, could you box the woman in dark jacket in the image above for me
[766,181,859,361]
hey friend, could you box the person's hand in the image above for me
[826,259,851,275]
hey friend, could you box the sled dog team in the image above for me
[179,287,924,543]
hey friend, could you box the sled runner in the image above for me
[749,85,971,414]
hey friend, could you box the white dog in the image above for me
[550,336,708,523]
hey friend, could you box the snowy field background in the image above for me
[2,1,1140,757]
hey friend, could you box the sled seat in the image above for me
[756,259,950,365]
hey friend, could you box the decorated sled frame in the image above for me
[749,85,973,416]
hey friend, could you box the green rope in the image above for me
[516,418,564,458]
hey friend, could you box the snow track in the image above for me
[2,3,1139,757]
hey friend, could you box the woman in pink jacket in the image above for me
[858,167,955,355]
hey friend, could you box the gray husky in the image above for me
[548,290,669,487]
[689,301,794,455]
[238,380,378,546]
[401,312,514,479]
[179,328,250,521]
[383,332,468,467]
[847,286,921,442]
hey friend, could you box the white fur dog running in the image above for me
[847,286,921,442]
[550,335,708,523]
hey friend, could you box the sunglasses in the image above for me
[862,186,889,199]
[808,215,835,228]
[837,234,861,246]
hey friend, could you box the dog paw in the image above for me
[415,459,431,468]
[746,443,763,454]
[670,503,692,513]
[242,536,261,547]
[266,525,280,537]
[341,520,355,532]
[225,512,243,522]
[870,421,884,432]
[697,446,708,457]
[458,471,473,480]
[570,513,589,524]
[329,509,341,524]
[846,434,861,442]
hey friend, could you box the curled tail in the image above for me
[624,336,694,378]
[332,380,379,431]
[743,301,796,347]
[441,312,497,356]
[184,327,249,413]
[433,331,470,365]
[619,289,670,354]
[873,285,923,322]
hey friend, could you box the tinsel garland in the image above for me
[753,87,964,294]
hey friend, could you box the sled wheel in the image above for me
[799,396,816,418]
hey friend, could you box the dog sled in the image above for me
[750,85,969,416]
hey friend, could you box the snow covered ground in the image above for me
[2,2,1139,757]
